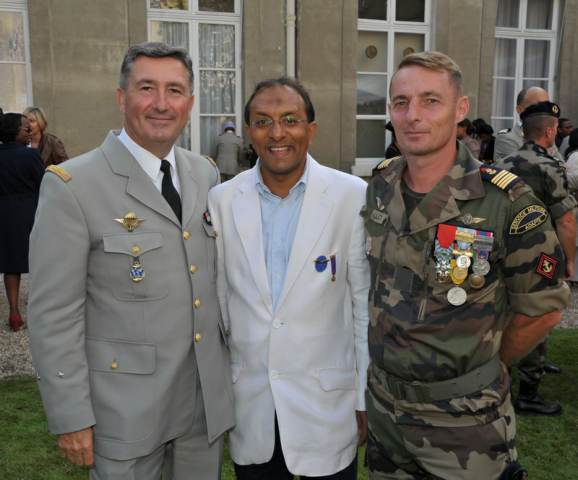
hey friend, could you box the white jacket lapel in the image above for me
[232,170,273,314]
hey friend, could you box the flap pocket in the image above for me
[86,338,156,374]
[103,232,163,256]
[202,222,217,238]
[318,368,357,391]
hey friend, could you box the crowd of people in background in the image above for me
[0,106,68,332]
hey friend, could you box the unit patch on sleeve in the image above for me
[535,253,558,279]
[509,205,548,235]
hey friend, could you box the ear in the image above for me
[116,88,126,114]
[455,96,470,123]
[307,121,318,146]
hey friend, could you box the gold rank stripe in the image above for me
[491,170,517,189]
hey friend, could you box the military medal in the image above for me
[447,286,467,306]
[456,255,471,269]
[435,225,457,283]
[115,212,145,232]
[472,230,494,277]
[314,255,329,272]
[469,273,485,289]
[130,257,145,282]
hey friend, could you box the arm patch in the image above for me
[509,205,548,235]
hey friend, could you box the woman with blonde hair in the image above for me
[23,106,68,167]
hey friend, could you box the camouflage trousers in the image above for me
[366,377,518,479]
[517,339,546,384]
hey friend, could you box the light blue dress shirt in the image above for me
[256,160,309,311]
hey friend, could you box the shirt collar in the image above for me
[255,154,310,196]
[117,128,176,177]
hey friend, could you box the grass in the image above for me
[1,329,576,479]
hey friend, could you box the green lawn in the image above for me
[1,329,576,479]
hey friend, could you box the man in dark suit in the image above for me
[28,42,233,479]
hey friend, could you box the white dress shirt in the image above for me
[117,129,181,195]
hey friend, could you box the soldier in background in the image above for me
[364,51,569,479]
[215,120,243,182]
[495,101,576,416]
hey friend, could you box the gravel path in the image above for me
[1,274,577,379]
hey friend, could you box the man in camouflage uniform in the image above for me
[364,51,569,479]
[495,101,577,416]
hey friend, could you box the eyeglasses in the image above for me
[250,114,308,130]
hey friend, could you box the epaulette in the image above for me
[479,165,522,191]
[204,155,217,169]
[373,156,400,174]
[46,164,71,182]
[498,128,511,135]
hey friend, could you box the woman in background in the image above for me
[0,113,45,331]
[24,106,68,167]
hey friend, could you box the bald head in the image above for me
[516,87,549,115]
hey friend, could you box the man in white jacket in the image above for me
[209,77,370,479]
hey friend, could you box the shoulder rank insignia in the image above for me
[480,165,522,191]
[509,204,548,235]
[204,155,217,168]
[375,156,400,171]
[46,164,71,182]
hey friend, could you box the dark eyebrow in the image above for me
[252,109,300,118]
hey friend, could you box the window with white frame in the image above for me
[491,0,561,132]
[356,0,431,162]
[0,0,32,113]
[147,0,242,156]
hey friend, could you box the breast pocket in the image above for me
[102,232,168,301]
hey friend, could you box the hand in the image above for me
[355,410,368,446]
[57,427,94,466]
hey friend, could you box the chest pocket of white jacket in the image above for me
[102,232,167,301]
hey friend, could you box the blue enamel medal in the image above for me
[314,255,329,272]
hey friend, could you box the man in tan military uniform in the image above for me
[27,42,233,479]
[365,51,569,479]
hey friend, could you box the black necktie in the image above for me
[160,159,182,222]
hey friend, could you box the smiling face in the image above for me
[389,65,469,158]
[246,85,317,179]
[116,55,194,158]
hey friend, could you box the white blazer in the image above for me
[208,156,370,476]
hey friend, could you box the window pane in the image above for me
[394,33,424,69]
[357,74,387,115]
[0,12,25,62]
[150,21,189,49]
[526,0,553,29]
[494,38,516,77]
[199,0,234,12]
[357,119,385,157]
[496,0,519,28]
[492,78,515,117]
[149,0,188,10]
[199,24,235,68]
[201,116,235,156]
[396,0,425,22]
[200,70,235,114]
[358,0,387,21]
[0,64,27,112]
[358,31,387,72]
[522,79,548,90]
[524,40,549,78]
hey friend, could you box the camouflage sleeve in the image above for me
[542,162,577,219]
[503,191,570,316]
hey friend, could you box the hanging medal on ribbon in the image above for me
[435,224,457,283]
[130,256,145,283]
[470,230,494,289]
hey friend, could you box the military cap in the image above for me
[520,101,560,122]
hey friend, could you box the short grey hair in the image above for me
[119,42,194,93]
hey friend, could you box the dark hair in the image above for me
[516,88,528,107]
[558,117,571,128]
[119,42,194,92]
[566,128,578,159]
[244,77,315,125]
[458,118,474,135]
[522,115,558,141]
[0,112,24,143]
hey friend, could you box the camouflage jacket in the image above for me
[364,143,569,425]
[495,141,577,220]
